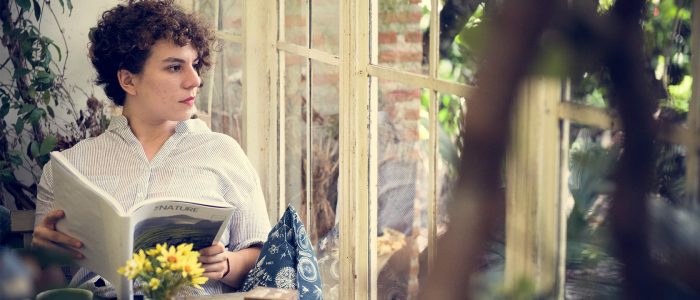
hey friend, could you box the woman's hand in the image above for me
[31,210,84,259]
[199,242,229,280]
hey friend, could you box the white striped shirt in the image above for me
[35,115,271,297]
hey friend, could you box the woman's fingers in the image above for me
[33,225,82,249]
[198,253,226,264]
[198,242,225,256]
[41,210,65,229]
[30,236,84,259]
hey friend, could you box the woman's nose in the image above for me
[184,65,202,89]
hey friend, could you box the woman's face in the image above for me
[125,39,202,123]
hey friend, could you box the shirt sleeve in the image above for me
[35,160,55,228]
[223,172,271,251]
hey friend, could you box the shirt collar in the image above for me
[107,115,210,133]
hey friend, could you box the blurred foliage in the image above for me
[572,0,693,114]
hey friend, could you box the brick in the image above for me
[380,12,423,24]
[311,34,326,47]
[285,55,305,65]
[403,127,419,140]
[378,32,397,44]
[379,51,397,63]
[399,51,423,63]
[285,15,307,27]
[313,74,339,86]
[384,89,421,102]
[404,31,423,43]
[403,109,420,120]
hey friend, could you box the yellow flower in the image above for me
[176,243,194,256]
[191,276,208,289]
[119,243,206,297]
[117,252,146,279]
[148,278,161,290]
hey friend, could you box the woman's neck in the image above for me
[122,108,178,160]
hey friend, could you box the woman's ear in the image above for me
[117,69,138,96]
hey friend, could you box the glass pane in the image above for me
[220,0,242,35]
[376,78,429,298]
[311,0,339,54]
[284,53,309,213]
[378,0,429,74]
[564,124,688,298]
[193,0,217,27]
[435,93,464,227]
[569,1,692,125]
[208,42,243,141]
[285,0,309,46]
[438,2,485,84]
[308,60,340,300]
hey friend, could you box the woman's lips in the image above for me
[180,97,195,106]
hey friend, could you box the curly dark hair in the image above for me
[88,0,216,106]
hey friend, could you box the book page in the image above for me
[129,199,235,252]
[50,151,128,286]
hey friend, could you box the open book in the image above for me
[50,151,235,299]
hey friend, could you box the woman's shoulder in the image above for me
[59,131,114,158]
[188,130,243,153]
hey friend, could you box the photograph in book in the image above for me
[133,214,227,252]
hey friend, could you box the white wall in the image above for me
[43,0,121,105]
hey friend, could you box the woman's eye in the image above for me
[168,65,182,72]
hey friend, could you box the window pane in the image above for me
[569,1,692,126]
[284,53,309,212]
[311,0,339,55]
[208,42,243,141]
[376,78,429,298]
[564,124,688,298]
[378,0,428,75]
[285,0,308,46]
[438,2,484,85]
[220,0,242,35]
[193,0,217,23]
[308,60,340,300]
[435,93,464,228]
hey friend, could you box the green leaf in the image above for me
[46,105,54,118]
[58,0,65,12]
[36,70,54,84]
[42,91,50,104]
[50,43,62,62]
[32,0,41,21]
[39,135,57,156]
[14,119,25,134]
[0,103,9,118]
[13,68,31,79]
[67,0,73,14]
[15,0,31,11]
[20,37,34,58]
[27,107,44,124]
[0,166,14,182]
[18,103,34,115]
[8,151,23,166]
[30,141,40,158]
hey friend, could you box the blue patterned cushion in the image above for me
[241,206,323,299]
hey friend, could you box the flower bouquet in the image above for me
[118,243,208,300]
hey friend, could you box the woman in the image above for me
[31,0,271,297]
